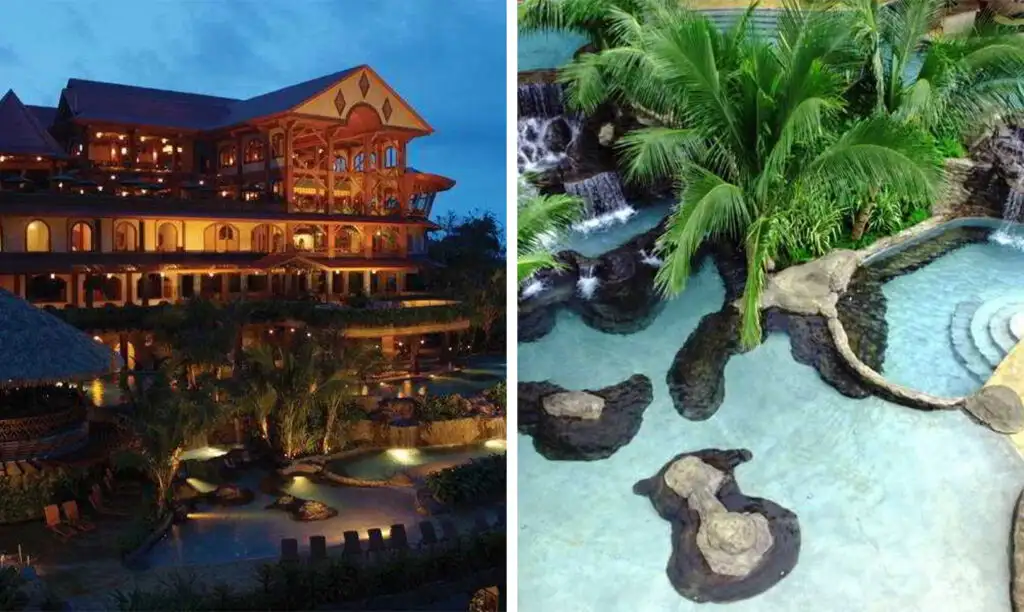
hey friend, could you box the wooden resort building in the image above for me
[0,67,468,368]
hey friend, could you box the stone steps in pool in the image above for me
[990,303,1024,356]
[950,299,994,383]
[969,292,1024,369]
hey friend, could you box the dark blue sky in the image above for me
[0,0,507,225]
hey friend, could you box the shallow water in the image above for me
[519,233,1024,611]
[328,442,506,481]
[882,238,1024,397]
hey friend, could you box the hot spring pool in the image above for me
[518,218,1024,612]
[327,440,507,481]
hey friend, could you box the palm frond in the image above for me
[518,193,585,254]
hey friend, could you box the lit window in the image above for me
[354,153,364,172]
[384,147,397,168]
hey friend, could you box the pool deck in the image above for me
[988,340,1024,455]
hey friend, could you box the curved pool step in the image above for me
[989,302,1024,356]
[950,299,994,383]
[969,293,1024,368]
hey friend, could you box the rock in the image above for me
[209,483,254,507]
[965,385,1024,433]
[598,123,616,147]
[280,462,322,477]
[266,494,339,522]
[518,375,654,460]
[544,117,574,154]
[754,250,859,318]
[377,397,420,421]
[634,449,800,604]
[1011,488,1024,612]
[542,391,604,420]
[666,308,742,421]
[765,310,870,399]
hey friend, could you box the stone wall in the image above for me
[345,417,506,448]
[934,158,1004,219]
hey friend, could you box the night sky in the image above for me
[0,0,507,225]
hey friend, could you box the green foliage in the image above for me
[426,454,506,507]
[0,566,25,611]
[416,395,469,422]
[517,179,585,284]
[0,467,87,524]
[109,531,505,611]
[483,381,507,413]
[935,134,967,159]
[46,300,472,333]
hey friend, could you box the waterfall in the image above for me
[517,83,579,175]
[639,249,663,267]
[564,172,637,233]
[520,278,547,300]
[991,188,1024,250]
[576,264,600,300]
[518,83,565,118]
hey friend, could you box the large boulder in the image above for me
[666,308,741,421]
[965,385,1024,434]
[753,250,859,318]
[633,448,800,604]
[518,375,654,460]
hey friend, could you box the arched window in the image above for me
[203,223,240,252]
[334,225,362,254]
[334,156,347,172]
[372,228,399,254]
[271,134,284,158]
[369,153,377,169]
[384,146,397,168]
[251,224,284,253]
[113,222,138,252]
[69,221,93,252]
[244,138,264,163]
[219,145,236,168]
[156,222,178,252]
[354,153,365,172]
[25,220,51,252]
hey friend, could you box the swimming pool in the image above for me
[873,221,1024,397]
[327,441,507,481]
[518,217,1024,611]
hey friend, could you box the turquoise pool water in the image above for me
[519,31,587,71]
[881,230,1024,397]
[328,441,507,481]
[519,226,1024,611]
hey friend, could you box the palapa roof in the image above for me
[0,90,66,158]
[0,289,120,388]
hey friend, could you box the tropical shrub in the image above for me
[483,381,507,413]
[426,454,506,506]
[517,178,585,285]
[109,530,505,611]
[0,467,87,524]
[416,395,470,422]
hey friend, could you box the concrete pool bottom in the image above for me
[519,264,1024,612]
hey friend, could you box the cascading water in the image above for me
[576,263,600,300]
[990,188,1024,250]
[639,248,663,267]
[564,172,636,233]
[517,83,579,175]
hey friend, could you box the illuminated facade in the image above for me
[0,66,454,308]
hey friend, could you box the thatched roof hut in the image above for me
[0,289,120,388]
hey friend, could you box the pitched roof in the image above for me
[59,66,365,131]
[0,90,66,158]
[61,79,237,131]
[26,105,57,129]
[211,66,364,128]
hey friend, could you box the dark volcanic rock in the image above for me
[517,375,654,460]
[836,268,888,372]
[666,308,742,421]
[633,449,801,604]
[765,310,870,399]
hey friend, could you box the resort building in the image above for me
[0,67,469,369]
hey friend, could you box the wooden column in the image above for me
[138,219,147,252]
[284,123,295,211]
[125,272,134,305]
[326,129,336,213]
[327,224,336,258]
[363,225,375,259]
[236,134,244,199]
[127,129,137,169]
[263,132,273,199]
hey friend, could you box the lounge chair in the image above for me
[418,521,439,548]
[280,538,299,563]
[342,531,362,560]
[61,501,96,532]
[367,528,386,559]
[388,524,409,552]
[89,484,128,516]
[43,505,76,541]
[309,535,327,562]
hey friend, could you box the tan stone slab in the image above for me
[986,341,1024,455]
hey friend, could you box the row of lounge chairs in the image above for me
[43,477,133,541]
[280,512,505,564]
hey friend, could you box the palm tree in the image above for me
[518,179,585,285]
[154,298,242,389]
[114,368,218,512]
[469,269,506,347]
[518,0,669,49]
[843,0,1024,238]
[558,2,943,347]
